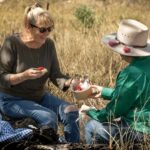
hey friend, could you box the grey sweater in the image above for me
[0,34,69,101]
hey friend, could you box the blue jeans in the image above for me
[85,119,144,144]
[0,92,80,143]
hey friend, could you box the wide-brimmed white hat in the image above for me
[102,19,150,56]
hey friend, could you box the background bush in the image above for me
[74,4,95,28]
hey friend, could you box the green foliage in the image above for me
[74,5,95,28]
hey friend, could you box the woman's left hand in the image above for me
[65,78,80,89]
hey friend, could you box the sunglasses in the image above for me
[30,24,52,33]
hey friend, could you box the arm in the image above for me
[9,69,47,85]
[87,70,145,122]
[90,85,114,100]
[9,72,27,85]
[101,87,115,100]
[48,40,70,91]
[0,37,19,87]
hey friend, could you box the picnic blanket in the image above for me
[0,120,32,143]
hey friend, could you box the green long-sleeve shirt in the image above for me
[87,57,150,134]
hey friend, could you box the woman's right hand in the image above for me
[9,67,48,85]
[23,68,47,80]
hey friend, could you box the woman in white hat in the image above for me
[81,19,150,144]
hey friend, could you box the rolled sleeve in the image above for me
[49,40,70,91]
[0,37,16,88]
[0,73,11,87]
[87,108,109,122]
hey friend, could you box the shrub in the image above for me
[74,4,95,28]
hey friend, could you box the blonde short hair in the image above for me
[24,3,54,29]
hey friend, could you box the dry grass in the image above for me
[1,0,150,148]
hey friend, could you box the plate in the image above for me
[72,86,92,100]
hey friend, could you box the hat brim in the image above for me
[102,33,150,56]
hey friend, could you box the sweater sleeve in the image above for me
[0,37,16,88]
[87,70,145,122]
[48,40,70,91]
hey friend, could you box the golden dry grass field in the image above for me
[1,1,150,149]
[0,0,150,109]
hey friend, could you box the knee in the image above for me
[64,104,78,113]
[85,120,93,130]
[59,104,79,122]
[38,112,58,130]
[85,120,99,132]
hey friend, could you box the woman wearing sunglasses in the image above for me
[0,3,80,143]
